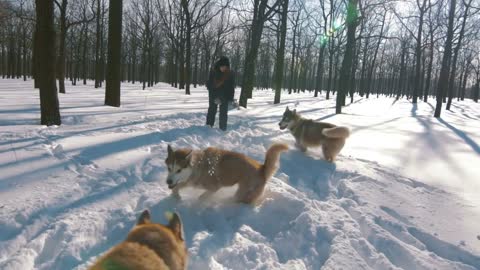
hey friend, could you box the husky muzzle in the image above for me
[167,178,176,189]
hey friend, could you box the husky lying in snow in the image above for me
[165,143,288,204]
[279,106,350,162]
[89,210,187,270]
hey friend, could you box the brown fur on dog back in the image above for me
[322,126,350,139]
[88,241,169,270]
[262,143,289,180]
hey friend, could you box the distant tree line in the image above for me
[0,0,479,124]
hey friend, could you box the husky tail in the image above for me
[262,143,289,180]
[322,126,350,138]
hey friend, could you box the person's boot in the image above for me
[206,104,217,127]
[219,102,228,131]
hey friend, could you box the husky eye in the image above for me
[176,168,182,173]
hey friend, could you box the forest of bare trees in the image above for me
[1,0,480,125]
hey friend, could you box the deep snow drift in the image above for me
[0,79,479,270]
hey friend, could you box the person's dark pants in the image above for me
[206,96,228,130]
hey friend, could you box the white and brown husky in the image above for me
[165,143,288,204]
[279,107,350,162]
[89,210,187,270]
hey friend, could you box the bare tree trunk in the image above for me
[15,32,21,79]
[326,40,335,100]
[239,0,282,108]
[446,0,471,110]
[473,64,480,102]
[240,22,263,106]
[366,11,386,98]
[434,0,456,117]
[7,32,14,79]
[173,45,178,88]
[36,0,61,126]
[413,0,428,104]
[1,35,5,78]
[82,21,88,85]
[95,0,103,88]
[460,57,472,101]
[148,39,153,86]
[22,26,28,81]
[56,0,68,93]
[359,37,369,97]
[336,0,358,114]
[397,42,407,99]
[193,35,199,88]
[288,11,300,95]
[130,32,136,84]
[456,65,463,102]
[350,27,363,103]
[100,1,106,86]
[32,28,39,87]
[473,79,479,102]
[333,50,340,95]
[68,32,74,84]
[105,0,123,107]
[274,0,288,104]
[314,44,326,98]
[181,0,192,95]
[142,41,147,89]
[178,16,185,90]
[424,35,434,101]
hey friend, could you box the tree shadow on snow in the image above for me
[436,117,480,155]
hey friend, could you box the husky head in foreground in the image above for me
[89,210,188,270]
[279,106,350,162]
[165,143,288,204]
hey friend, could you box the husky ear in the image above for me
[167,145,174,156]
[286,106,290,112]
[137,209,151,225]
[166,212,184,241]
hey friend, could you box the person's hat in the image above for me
[217,56,230,67]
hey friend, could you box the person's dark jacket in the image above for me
[206,69,235,102]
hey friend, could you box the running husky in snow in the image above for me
[279,107,350,162]
[165,143,288,204]
[88,210,187,270]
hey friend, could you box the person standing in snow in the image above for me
[206,56,235,131]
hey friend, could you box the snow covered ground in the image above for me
[0,78,479,270]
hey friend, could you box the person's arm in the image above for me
[206,69,214,91]
[227,72,235,102]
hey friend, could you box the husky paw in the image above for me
[324,156,335,162]
[171,192,182,201]
[198,194,208,201]
[198,190,216,201]
[296,145,307,152]
[294,142,307,152]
